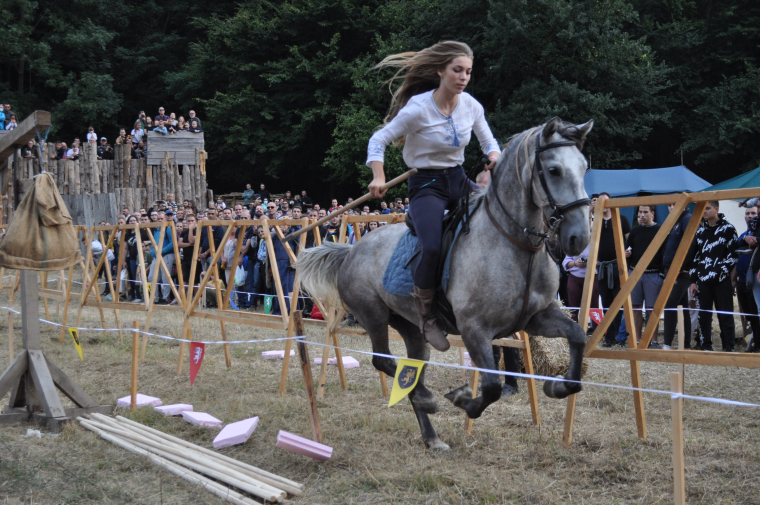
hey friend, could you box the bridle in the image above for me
[482,130,590,332]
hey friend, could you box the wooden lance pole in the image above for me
[282,168,417,243]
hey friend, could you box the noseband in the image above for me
[533,135,591,233]
[483,131,589,333]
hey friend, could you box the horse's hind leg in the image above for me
[349,302,398,377]
[389,313,448,451]
[523,303,584,399]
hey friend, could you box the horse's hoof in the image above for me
[543,378,582,399]
[444,384,472,407]
[426,438,450,451]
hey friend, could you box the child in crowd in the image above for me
[5,114,18,130]
[87,126,97,143]
[131,121,144,143]
[153,120,168,135]
[215,196,226,211]
[189,120,203,133]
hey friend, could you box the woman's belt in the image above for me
[597,259,617,289]
[413,165,463,173]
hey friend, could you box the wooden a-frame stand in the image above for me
[0,270,112,431]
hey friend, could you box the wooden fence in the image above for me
[5,141,210,223]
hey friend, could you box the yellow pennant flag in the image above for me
[68,327,83,361]
[388,359,424,407]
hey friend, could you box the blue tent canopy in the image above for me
[584,166,711,224]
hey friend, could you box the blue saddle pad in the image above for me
[382,225,465,298]
[382,230,418,298]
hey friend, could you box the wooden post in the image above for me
[294,312,322,443]
[611,207,647,440]
[563,198,604,447]
[58,264,75,343]
[520,331,541,426]
[131,321,140,412]
[464,369,480,434]
[671,372,686,505]
[204,225,232,368]
[677,305,686,390]
[7,270,19,363]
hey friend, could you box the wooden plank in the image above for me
[0,111,52,162]
[464,369,480,434]
[45,355,98,408]
[584,194,689,355]
[0,350,28,400]
[520,331,541,426]
[28,349,67,419]
[671,372,686,505]
[638,202,707,349]
[611,208,647,440]
[294,313,322,443]
[589,348,760,367]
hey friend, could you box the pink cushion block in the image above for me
[117,394,162,408]
[154,404,193,416]
[276,430,332,461]
[213,417,259,449]
[261,350,296,360]
[182,411,223,427]
[313,356,360,368]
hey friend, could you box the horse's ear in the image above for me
[543,117,561,140]
[577,120,594,139]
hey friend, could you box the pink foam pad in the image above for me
[213,417,259,449]
[182,411,222,427]
[463,352,472,367]
[117,394,162,408]
[261,350,296,359]
[276,430,332,461]
[154,404,193,416]
[313,356,360,368]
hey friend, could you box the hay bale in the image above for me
[519,335,590,378]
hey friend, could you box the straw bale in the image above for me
[519,334,590,378]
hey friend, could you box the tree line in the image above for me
[2,0,758,199]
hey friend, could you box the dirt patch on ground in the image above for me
[0,284,758,504]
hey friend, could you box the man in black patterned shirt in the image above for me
[689,201,739,351]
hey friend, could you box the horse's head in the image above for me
[530,117,593,256]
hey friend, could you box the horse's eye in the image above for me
[548,166,561,176]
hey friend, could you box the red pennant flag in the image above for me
[589,308,603,325]
[189,342,206,385]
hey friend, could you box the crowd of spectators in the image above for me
[91,184,409,319]
[562,193,760,354]
[8,106,204,162]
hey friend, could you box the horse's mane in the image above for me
[472,118,587,204]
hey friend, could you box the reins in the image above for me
[480,129,590,333]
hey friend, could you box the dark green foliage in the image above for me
[2,0,758,200]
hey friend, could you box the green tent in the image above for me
[704,166,760,191]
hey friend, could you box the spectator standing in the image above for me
[131,121,145,144]
[243,184,255,206]
[689,201,739,351]
[155,107,170,125]
[148,212,175,304]
[625,205,665,347]
[97,138,113,160]
[86,126,97,143]
[662,202,697,349]
[0,108,4,130]
[563,245,600,325]
[22,140,37,158]
[596,193,631,347]
[136,111,147,130]
[259,185,271,203]
[734,204,760,350]
[300,190,312,209]
[321,216,342,243]
[188,110,202,127]
[5,115,18,130]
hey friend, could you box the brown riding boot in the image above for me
[412,286,450,352]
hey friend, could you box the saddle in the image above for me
[404,196,481,335]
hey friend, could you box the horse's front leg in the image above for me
[443,334,502,419]
[523,302,584,399]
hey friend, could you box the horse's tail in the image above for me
[296,242,352,309]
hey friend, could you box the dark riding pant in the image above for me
[408,166,478,290]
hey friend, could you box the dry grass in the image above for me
[0,283,759,504]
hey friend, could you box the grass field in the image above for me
[0,281,759,504]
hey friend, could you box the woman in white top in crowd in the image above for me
[86,126,97,143]
[131,120,144,144]
[366,41,500,351]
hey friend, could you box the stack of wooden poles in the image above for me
[78,414,303,504]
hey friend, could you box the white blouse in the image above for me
[366,90,500,169]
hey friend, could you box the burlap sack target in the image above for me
[0,172,82,270]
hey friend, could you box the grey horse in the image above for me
[298,118,593,450]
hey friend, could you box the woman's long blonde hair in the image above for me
[376,41,474,126]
